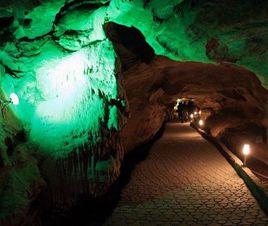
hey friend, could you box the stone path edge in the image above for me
[191,123,268,216]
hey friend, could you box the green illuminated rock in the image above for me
[0,0,267,222]
[108,0,268,87]
[0,0,124,218]
[1,0,267,158]
[1,5,119,159]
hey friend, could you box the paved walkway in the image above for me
[105,122,268,225]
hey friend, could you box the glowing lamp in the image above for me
[194,111,198,115]
[242,144,250,167]
[10,93,19,105]
[242,144,250,155]
[190,114,194,119]
[198,119,204,127]
[199,110,202,115]
[0,93,20,117]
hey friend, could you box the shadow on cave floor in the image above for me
[44,125,165,226]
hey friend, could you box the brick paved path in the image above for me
[105,122,268,225]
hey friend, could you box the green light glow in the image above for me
[1,0,267,160]
[1,40,118,158]
[35,51,90,122]
[107,0,268,87]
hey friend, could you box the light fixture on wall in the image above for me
[9,93,20,105]
[242,144,250,167]
[1,93,19,116]
[198,119,204,127]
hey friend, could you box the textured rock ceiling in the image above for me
[0,0,267,223]
[1,0,267,156]
[1,0,268,86]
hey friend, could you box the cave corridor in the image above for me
[0,0,268,225]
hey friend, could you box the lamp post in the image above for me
[242,144,250,167]
[190,113,194,120]
[198,119,204,127]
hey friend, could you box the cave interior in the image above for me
[0,0,268,225]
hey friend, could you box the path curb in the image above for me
[191,123,268,216]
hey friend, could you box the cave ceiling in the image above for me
[0,1,268,220]
[0,0,267,157]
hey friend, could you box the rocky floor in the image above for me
[105,122,268,225]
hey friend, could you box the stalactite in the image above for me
[45,118,124,209]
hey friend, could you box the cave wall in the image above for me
[120,56,268,151]
[0,0,127,221]
[0,0,268,223]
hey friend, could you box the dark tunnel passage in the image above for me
[0,0,268,225]
[39,21,268,226]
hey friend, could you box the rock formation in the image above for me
[120,56,268,150]
[0,0,267,224]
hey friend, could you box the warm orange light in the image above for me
[198,119,204,127]
[242,144,250,156]
[190,114,194,119]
